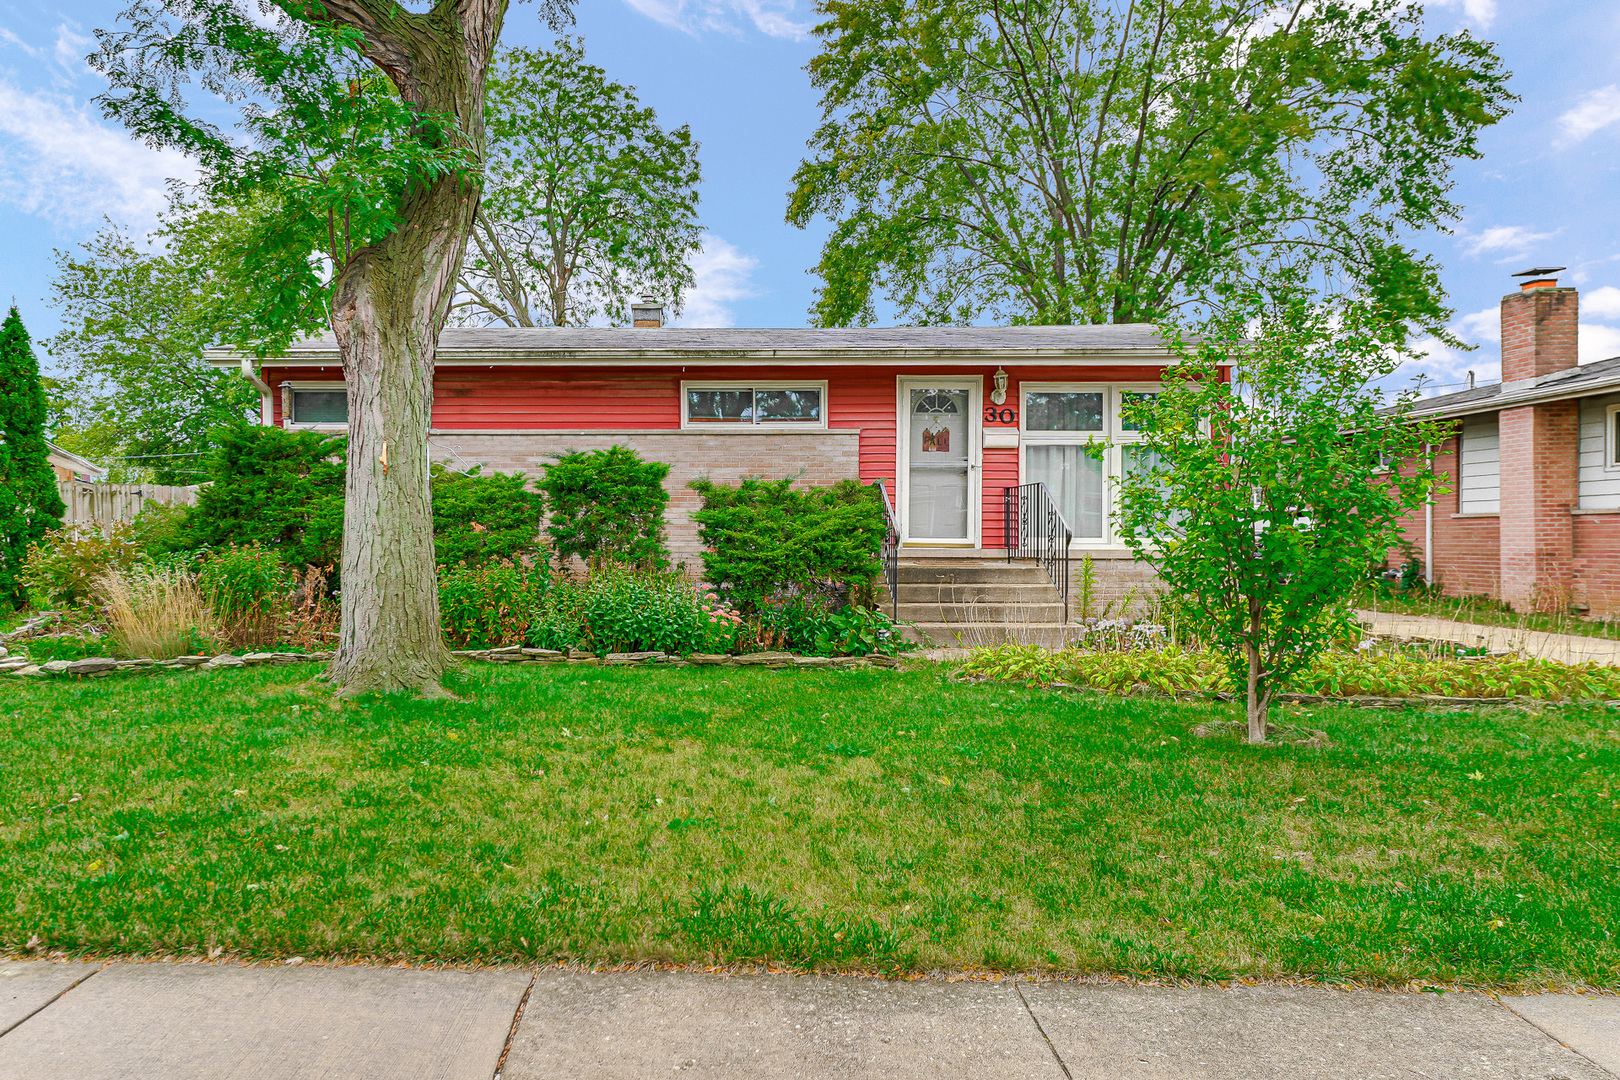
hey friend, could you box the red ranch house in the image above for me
[219,313,1198,640]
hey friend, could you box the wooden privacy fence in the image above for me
[55,482,202,528]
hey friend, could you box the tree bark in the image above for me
[313,0,506,694]
[1244,601,1269,743]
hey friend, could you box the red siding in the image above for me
[259,359,1170,549]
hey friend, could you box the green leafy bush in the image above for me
[539,446,669,568]
[199,545,293,648]
[688,477,884,608]
[753,595,908,656]
[184,425,345,571]
[20,525,142,609]
[126,501,194,559]
[431,465,545,567]
[439,561,551,649]
[527,568,739,655]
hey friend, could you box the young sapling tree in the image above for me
[1112,298,1449,742]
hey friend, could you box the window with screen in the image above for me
[287,387,347,426]
[682,383,826,428]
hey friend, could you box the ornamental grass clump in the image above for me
[93,564,217,660]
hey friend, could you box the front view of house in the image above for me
[222,313,1201,616]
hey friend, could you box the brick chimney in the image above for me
[1499,272,1577,385]
[1496,269,1579,612]
[631,295,664,328]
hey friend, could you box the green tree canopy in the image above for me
[92,0,572,694]
[44,205,269,483]
[457,39,704,328]
[1111,297,1449,741]
[787,0,1513,333]
[0,307,68,607]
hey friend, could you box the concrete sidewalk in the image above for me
[1,959,1616,1079]
[1357,609,1620,666]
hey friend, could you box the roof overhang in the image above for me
[212,348,1190,369]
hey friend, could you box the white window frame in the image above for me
[1016,382,1165,548]
[1608,403,1620,471]
[1019,382,1111,545]
[679,380,830,431]
[280,380,348,431]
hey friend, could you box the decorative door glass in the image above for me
[907,388,970,540]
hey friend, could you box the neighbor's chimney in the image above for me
[1501,267,1577,384]
[631,295,664,328]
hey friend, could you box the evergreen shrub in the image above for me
[539,446,669,568]
[431,465,544,567]
[184,425,344,571]
[0,306,67,606]
[688,477,885,608]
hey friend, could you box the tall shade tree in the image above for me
[456,39,703,327]
[787,0,1513,331]
[45,208,264,483]
[0,307,68,609]
[92,0,570,694]
[1111,297,1448,743]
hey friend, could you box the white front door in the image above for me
[898,378,980,545]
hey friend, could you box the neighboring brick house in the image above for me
[218,308,1202,600]
[1393,274,1620,616]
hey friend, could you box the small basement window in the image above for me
[282,383,348,428]
[681,382,828,429]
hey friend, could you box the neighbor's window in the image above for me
[286,386,347,427]
[1609,403,1620,468]
[682,383,827,429]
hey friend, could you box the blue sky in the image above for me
[3,0,1620,392]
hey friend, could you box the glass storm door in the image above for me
[902,381,977,543]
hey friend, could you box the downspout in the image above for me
[1423,442,1433,588]
[238,358,274,426]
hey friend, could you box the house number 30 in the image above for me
[984,406,1017,424]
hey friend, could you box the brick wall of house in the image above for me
[1498,401,1580,611]
[1392,433,1502,597]
[427,430,863,568]
[1573,513,1620,618]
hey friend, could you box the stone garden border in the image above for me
[0,644,902,679]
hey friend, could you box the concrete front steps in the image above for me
[880,559,1079,647]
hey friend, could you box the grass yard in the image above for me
[1,663,1617,988]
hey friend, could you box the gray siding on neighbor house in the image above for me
[1459,414,1501,515]
[1578,392,1620,510]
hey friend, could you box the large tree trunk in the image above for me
[325,174,474,694]
[313,0,505,694]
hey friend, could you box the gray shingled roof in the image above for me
[229,323,1172,364]
[1404,353,1620,419]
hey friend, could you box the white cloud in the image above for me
[1583,285,1620,321]
[1397,335,1498,396]
[670,234,760,327]
[620,0,811,39]
[1463,225,1557,260]
[1581,322,1620,365]
[1428,0,1497,28]
[0,80,196,228]
[1557,85,1620,146]
[52,25,95,78]
[1453,305,1499,345]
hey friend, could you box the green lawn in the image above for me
[2,663,1617,988]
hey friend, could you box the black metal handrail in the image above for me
[875,479,900,621]
[1003,482,1072,621]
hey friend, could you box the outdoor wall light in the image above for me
[991,366,1008,405]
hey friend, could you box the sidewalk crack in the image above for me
[0,961,109,1041]
[1013,979,1073,1080]
[492,968,538,1080]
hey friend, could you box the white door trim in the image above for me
[896,376,982,547]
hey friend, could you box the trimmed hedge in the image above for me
[688,477,885,608]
